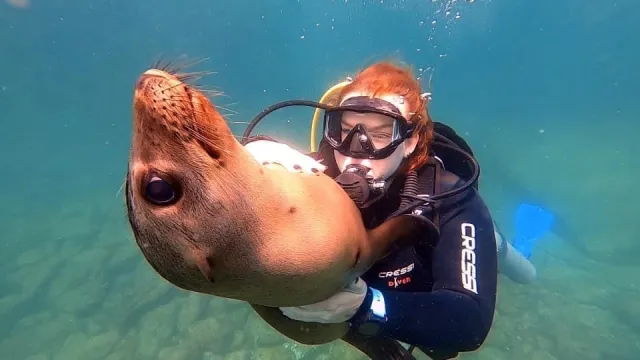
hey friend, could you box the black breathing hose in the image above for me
[399,170,419,209]
[385,170,424,221]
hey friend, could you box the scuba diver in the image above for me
[241,61,549,359]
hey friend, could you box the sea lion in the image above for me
[125,66,424,345]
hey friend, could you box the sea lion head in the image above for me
[126,67,272,300]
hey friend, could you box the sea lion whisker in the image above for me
[188,129,237,160]
[184,106,237,126]
[213,105,239,115]
[116,179,125,198]
[193,87,229,99]
[151,56,211,76]
[168,94,228,105]
[168,98,238,119]
[177,70,217,78]
[175,71,217,84]
[172,56,210,71]
[188,122,249,143]
[164,97,203,109]
[188,123,235,145]
[170,90,226,100]
[220,101,239,108]
[152,81,185,96]
[194,86,225,93]
[149,55,169,71]
[204,92,228,99]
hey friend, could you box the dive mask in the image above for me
[323,96,415,160]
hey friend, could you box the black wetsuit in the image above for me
[247,135,498,359]
[350,167,498,359]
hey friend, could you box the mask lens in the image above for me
[341,111,396,148]
[324,109,402,152]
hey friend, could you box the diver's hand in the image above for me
[279,278,368,324]
[244,140,327,174]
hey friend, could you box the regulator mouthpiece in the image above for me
[335,164,377,208]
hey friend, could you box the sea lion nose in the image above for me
[135,73,160,91]
[135,74,155,91]
[143,69,171,78]
[135,69,175,91]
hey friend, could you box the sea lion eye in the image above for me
[144,174,178,205]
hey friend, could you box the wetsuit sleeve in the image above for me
[352,188,498,356]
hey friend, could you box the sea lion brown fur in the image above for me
[125,66,423,345]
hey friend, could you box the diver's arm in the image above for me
[351,189,498,355]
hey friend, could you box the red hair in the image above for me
[337,61,433,172]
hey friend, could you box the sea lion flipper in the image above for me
[250,304,418,359]
[362,214,430,267]
[250,304,349,345]
[342,331,417,360]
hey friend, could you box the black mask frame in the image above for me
[323,103,415,160]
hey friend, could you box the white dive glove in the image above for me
[244,140,327,174]
[279,278,368,324]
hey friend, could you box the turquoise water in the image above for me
[1,0,639,359]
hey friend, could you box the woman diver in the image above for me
[242,61,526,359]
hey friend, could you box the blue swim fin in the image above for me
[512,203,555,259]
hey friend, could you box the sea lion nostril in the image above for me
[135,76,145,90]
[135,73,165,90]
